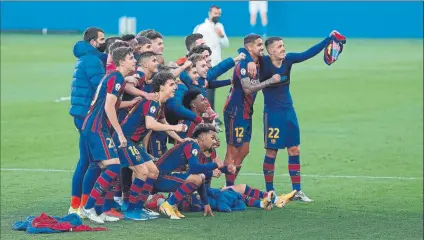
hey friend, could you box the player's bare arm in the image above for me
[240,74,281,95]
[145,115,186,132]
[124,84,157,101]
[170,60,193,77]
[105,93,127,148]
[118,96,142,109]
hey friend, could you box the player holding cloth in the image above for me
[242,30,343,201]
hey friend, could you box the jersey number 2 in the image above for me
[106,138,115,148]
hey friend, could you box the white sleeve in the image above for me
[218,23,229,48]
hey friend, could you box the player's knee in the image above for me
[288,146,300,156]
[133,165,148,179]
[266,149,277,158]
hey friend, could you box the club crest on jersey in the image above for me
[237,138,242,143]
[240,68,246,75]
[150,106,156,113]
[115,83,121,91]
[192,149,198,156]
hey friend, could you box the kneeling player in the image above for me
[115,71,188,220]
[155,124,235,219]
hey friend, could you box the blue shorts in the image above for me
[84,130,119,162]
[263,108,300,150]
[113,134,151,167]
[153,172,190,193]
[224,111,252,147]
[148,131,168,158]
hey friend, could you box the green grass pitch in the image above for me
[1,34,423,239]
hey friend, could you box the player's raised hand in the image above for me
[117,133,127,148]
[183,60,193,69]
[233,52,246,64]
[144,92,159,101]
[247,62,257,78]
[270,74,281,84]
[330,30,341,36]
[203,204,214,217]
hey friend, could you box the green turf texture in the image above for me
[1,34,423,239]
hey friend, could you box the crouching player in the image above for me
[115,71,189,220]
[80,47,138,224]
[155,124,235,219]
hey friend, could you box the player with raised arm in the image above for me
[80,47,139,224]
[223,34,282,187]
[242,31,343,202]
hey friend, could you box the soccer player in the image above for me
[243,31,340,202]
[106,40,130,74]
[249,1,268,37]
[156,124,235,220]
[138,30,165,65]
[79,46,138,224]
[223,34,282,187]
[69,27,106,215]
[115,71,188,220]
[175,33,205,65]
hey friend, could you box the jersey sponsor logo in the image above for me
[115,83,121,91]
[250,79,260,84]
[192,149,198,156]
[150,106,156,113]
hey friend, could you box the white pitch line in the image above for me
[1,168,422,180]
[54,96,71,102]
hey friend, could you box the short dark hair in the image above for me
[185,33,203,51]
[151,71,174,92]
[158,65,172,72]
[244,34,262,46]
[140,30,163,40]
[83,27,104,42]
[183,90,202,110]
[192,123,217,139]
[109,41,130,54]
[121,34,136,42]
[209,5,221,12]
[105,37,122,53]
[188,44,212,57]
[265,37,283,49]
[137,51,157,65]
[136,29,154,38]
[111,47,133,66]
[136,36,152,46]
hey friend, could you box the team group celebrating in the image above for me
[68,5,344,224]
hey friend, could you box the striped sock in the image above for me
[288,155,301,191]
[135,177,155,210]
[243,195,261,208]
[167,183,199,206]
[103,180,116,212]
[244,185,266,199]
[225,173,235,187]
[128,178,145,211]
[263,156,276,191]
[85,164,120,210]
[94,196,105,215]
[80,164,101,208]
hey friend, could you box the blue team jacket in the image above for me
[69,41,106,119]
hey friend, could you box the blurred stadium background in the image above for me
[1,1,423,239]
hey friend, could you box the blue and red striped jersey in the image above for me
[120,99,164,143]
[223,59,259,120]
[82,71,126,133]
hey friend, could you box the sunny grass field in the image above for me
[1,33,423,239]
